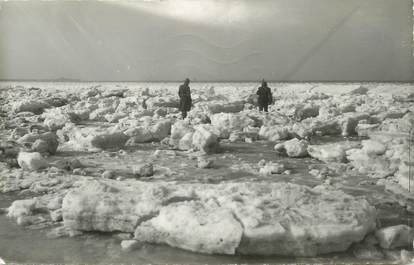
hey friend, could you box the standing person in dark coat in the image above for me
[178,78,192,119]
[256,79,273,112]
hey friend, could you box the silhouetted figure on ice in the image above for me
[178,78,192,119]
[256,79,273,112]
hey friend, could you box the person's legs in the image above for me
[264,104,268,112]
[259,105,264,111]
[182,110,187,119]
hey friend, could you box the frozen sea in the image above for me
[0,81,412,264]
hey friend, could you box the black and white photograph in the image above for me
[0,0,413,264]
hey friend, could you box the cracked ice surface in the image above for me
[62,178,376,256]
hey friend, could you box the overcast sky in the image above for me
[0,0,412,81]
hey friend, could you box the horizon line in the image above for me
[0,79,413,83]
